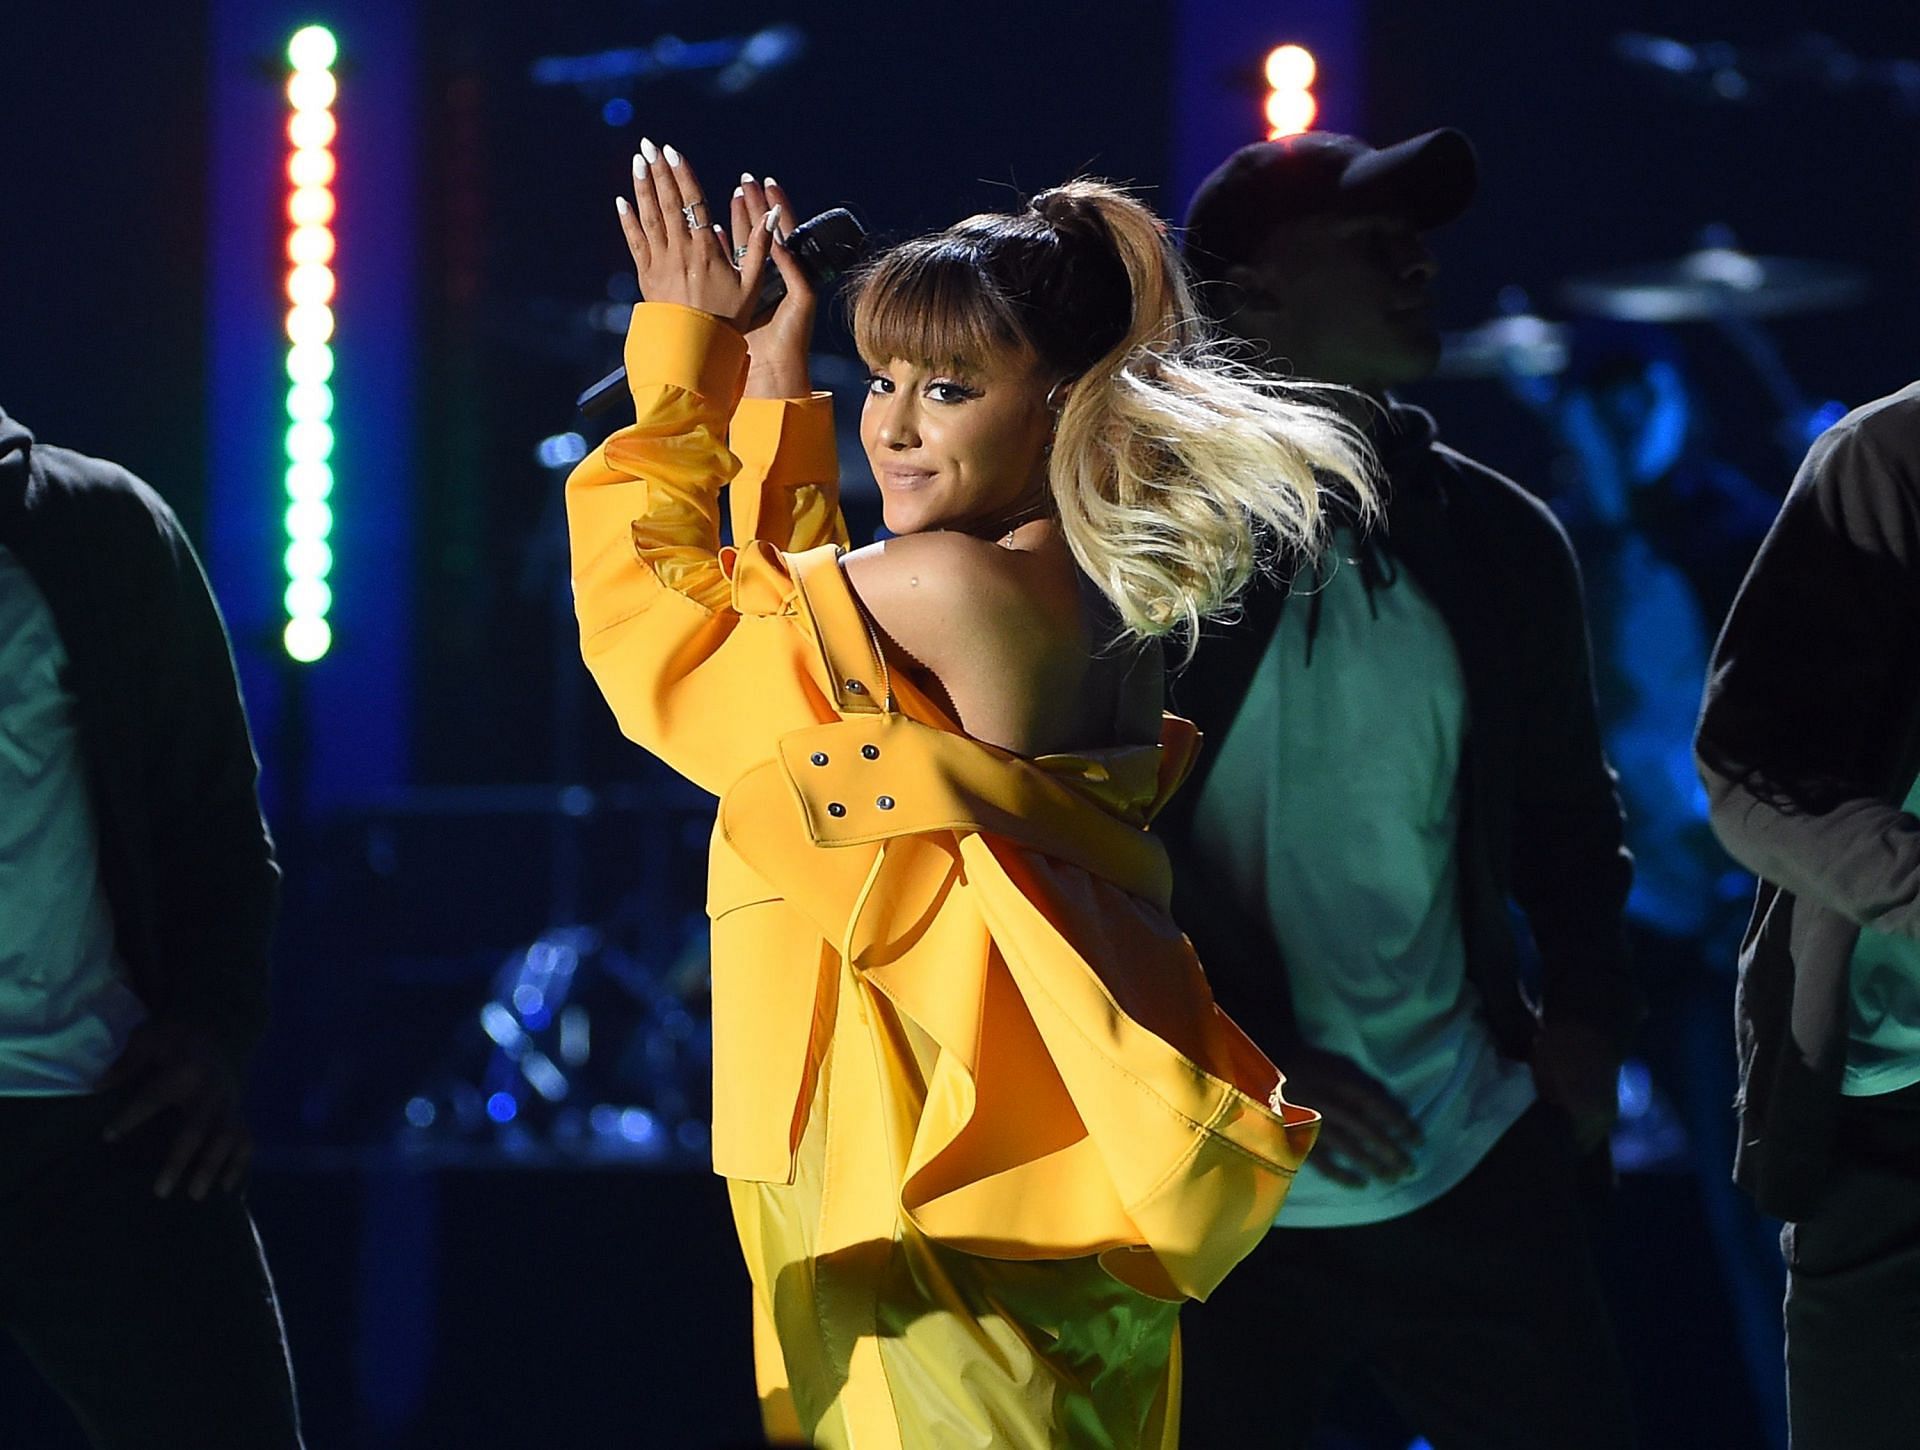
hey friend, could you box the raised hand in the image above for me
[732,174,817,398]
[616,138,775,328]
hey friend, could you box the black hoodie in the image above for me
[0,410,276,1068]
[1161,402,1641,1076]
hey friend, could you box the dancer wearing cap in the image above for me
[1694,382,1920,1450]
[1163,130,1640,1447]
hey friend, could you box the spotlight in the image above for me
[1262,43,1319,138]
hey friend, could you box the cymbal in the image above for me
[1560,246,1867,322]
[1435,312,1570,379]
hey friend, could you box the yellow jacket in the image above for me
[568,302,1317,1305]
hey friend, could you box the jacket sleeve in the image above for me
[140,488,279,1066]
[1695,413,1920,933]
[1505,501,1642,1053]
[728,396,850,555]
[566,302,846,795]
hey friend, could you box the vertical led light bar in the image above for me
[1262,44,1318,138]
[283,24,339,663]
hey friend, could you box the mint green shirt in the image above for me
[0,545,146,1092]
[1842,768,1920,1096]
[1189,533,1536,1227]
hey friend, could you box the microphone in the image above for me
[577,206,868,418]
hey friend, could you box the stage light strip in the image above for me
[283,24,338,663]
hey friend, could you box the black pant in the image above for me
[1180,1102,1635,1450]
[1634,936,1788,1449]
[1783,1081,1920,1450]
[0,1093,302,1449]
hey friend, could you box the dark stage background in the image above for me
[3,0,1917,1445]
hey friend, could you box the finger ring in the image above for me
[681,202,706,229]
[733,245,749,263]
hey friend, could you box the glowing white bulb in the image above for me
[286,381,335,423]
[286,263,336,307]
[286,343,334,386]
[285,538,334,581]
[288,148,336,188]
[285,499,335,542]
[1265,89,1318,137]
[288,25,339,74]
[283,615,332,662]
[1264,44,1317,92]
[286,303,335,346]
[286,461,334,502]
[289,110,336,150]
[288,225,335,266]
[287,70,338,112]
[286,419,335,464]
[288,185,335,227]
[285,577,334,619]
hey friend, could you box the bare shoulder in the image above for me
[842,532,1071,682]
[844,531,1027,629]
[842,530,1019,603]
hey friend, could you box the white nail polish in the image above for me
[615,196,630,215]
[764,204,782,232]
[663,143,682,168]
[764,176,779,191]
[740,172,754,185]
[733,186,743,200]
[639,137,658,164]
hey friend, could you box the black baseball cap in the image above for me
[1182,128,1478,282]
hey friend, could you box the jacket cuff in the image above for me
[623,302,750,406]
[733,395,837,490]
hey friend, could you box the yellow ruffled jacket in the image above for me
[569,303,1317,1448]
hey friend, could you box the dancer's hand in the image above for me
[99,1017,252,1200]
[616,139,775,328]
[1276,1040,1422,1188]
[1530,1017,1620,1152]
[733,175,816,398]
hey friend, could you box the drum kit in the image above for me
[1437,226,1868,460]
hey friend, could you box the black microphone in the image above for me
[576,206,868,418]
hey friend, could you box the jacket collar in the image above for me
[1378,399,1440,500]
[0,408,36,536]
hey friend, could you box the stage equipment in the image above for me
[1560,243,1868,324]
[392,411,721,1161]
[575,206,869,418]
[1616,30,1920,117]
[1561,228,1863,454]
[283,25,340,664]
[530,25,807,101]
[1437,304,1570,380]
[1262,44,1318,138]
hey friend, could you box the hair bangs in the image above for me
[850,235,1026,375]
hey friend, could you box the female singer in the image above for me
[567,140,1373,1448]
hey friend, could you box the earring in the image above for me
[1045,379,1069,413]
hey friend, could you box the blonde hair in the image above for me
[849,178,1376,652]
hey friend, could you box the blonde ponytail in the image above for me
[1034,181,1375,651]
